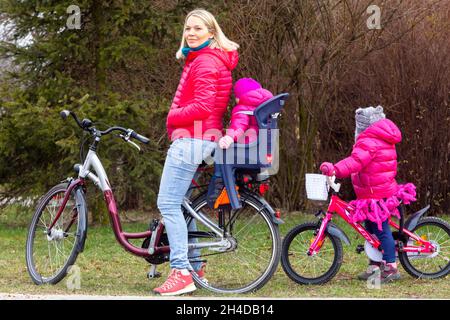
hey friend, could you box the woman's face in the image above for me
[184,16,213,48]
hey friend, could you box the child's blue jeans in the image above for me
[365,219,396,263]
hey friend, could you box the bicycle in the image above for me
[25,109,283,294]
[281,174,450,285]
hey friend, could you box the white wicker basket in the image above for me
[305,174,329,201]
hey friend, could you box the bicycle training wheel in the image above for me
[281,222,343,285]
[26,182,87,284]
[187,191,281,294]
[399,217,450,279]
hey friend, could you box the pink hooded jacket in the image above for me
[334,119,402,199]
[225,88,273,144]
[167,47,239,142]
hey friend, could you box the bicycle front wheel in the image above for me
[281,222,343,285]
[187,191,281,294]
[399,217,450,279]
[26,182,87,284]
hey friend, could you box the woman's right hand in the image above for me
[320,162,335,176]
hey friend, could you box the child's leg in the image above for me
[367,220,396,263]
[364,220,382,263]
[213,163,222,178]
[207,164,224,208]
[364,220,375,235]
[365,219,400,283]
[357,220,382,280]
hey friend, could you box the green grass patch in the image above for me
[0,207,449,298]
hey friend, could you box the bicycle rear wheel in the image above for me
[187,191,281,294]
[399,217,450,279]
[26,182,88,284]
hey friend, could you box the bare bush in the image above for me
[223,0,449,213]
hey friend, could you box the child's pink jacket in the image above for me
[225,88,273,143]
[334,119,416,230]
[334,119,402,199]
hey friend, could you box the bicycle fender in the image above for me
[326,223,351,245]
[242,190,284,225]
[74,186,88,253]
[404,205,430,231]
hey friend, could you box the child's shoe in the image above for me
[195,262,208,283]
[207,176,224,208]
[153,269,196,296]
[357,260,382,280]
[380,262,401,283]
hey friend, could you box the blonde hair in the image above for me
[176,9,239,59]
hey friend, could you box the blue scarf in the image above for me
[182,39,211,57]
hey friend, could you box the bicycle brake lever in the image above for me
[127,139,141,152]
[119,134,141,152]
[327,175,341,193]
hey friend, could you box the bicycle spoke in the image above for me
[433,228,444,242]
[47,240,54,274]
[233,214,258,238]
[39,217,48,229]
[312,253,333,265]
[238,244,271,267]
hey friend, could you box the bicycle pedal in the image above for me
[147,271,161,279]
[356,244,365,254]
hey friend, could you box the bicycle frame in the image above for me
[47,147,230,259]
[308,194,437,256]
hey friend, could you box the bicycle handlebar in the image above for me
[130,131,150,144]
[326,175,341,193]
[60,110,70,119]
[60,110,84,129]
[60,109,150,145]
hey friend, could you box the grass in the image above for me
[0,205,449,299]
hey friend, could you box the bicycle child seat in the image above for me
[213,93,289,209]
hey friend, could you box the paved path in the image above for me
[0,292,202,300]
[0,292,287,300]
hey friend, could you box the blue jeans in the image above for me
[365,219,396,263]
[157,138,216,271]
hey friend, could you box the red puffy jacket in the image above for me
[334,119,402,199]
[167,47,239,141]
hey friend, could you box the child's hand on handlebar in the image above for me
[320,162,336,176]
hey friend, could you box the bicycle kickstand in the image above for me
[147,264,161,279]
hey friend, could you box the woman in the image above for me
[154,9,239,296]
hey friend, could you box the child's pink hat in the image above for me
[234,78,262,99]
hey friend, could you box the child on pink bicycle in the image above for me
[320,106,416,283]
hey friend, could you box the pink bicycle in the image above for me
[281,175,450,284]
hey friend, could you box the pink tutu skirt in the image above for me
[349,183,417,231]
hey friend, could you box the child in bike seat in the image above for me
[320,106,417,283]
[207,78,273,208]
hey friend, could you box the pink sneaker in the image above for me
[153,269,196,296]
[380,262,401,283]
